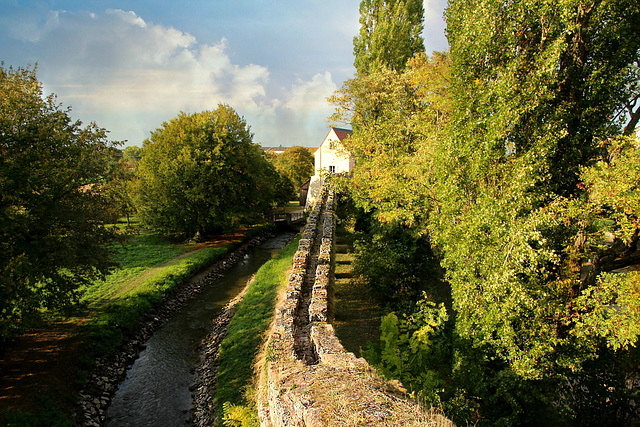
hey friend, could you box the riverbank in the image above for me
[74,229,277,426]
[192,233,300,426]
[0,225,275,426]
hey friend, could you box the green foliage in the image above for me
[130,105,279,238]
[353,0,425,75]
[121,145,142,167]
[329,53,450,228]
[0,64,120,338]
[581,136,640,247]
[271,172,296,208]
[101,156,137,225]
[352,220,447,313]
[0,395,73,427]
[215,236,299,413]
[364,299,450,407]
[273,145,315,188]
[332,0,640,423]
[575,272,640,351]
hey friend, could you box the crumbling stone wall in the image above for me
[259,187,452,426]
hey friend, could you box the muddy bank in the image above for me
[74,230,275,427]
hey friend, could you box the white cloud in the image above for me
[6,9,273,144]
[1,7,347,147]
[241,71,338,147]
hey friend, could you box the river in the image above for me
[104,233,296,426]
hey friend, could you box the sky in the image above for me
[0,0,448,148]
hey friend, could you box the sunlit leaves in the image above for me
[353,0,425,75]
[0,65,120,336]
[130,105,278,237]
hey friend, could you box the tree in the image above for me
[331,0,640,423]
[272,145,314,188]
[329,52,451,229]
[121,145,142,168]
[424,0,640,422]
[0,65,120,337]
[102,156,137,226]
[353,0,425,76]
[130,105,278,237]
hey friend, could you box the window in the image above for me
[329,165,336,173]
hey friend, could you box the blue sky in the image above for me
[0,0,448,147]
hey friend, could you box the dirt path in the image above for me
[0,229,255,419]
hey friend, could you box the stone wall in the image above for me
[259,187,453,426]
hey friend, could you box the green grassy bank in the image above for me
[0,222,269,427]
[216,235,300,425]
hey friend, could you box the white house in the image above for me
[305,127,354,209]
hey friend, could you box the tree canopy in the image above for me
[130,105,279,237]
[353,0,425,75]
[0,65,120,337]
[331,0,640,424]
[272,145,315,189]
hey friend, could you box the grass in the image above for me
[0,396,73,427]
[332,226,381,358]
[272,200,304,213]
[74,223,274,356]
[0,220,268,426]
[79,244,229,355]
[80,232,196,304]
[215,235,300,415]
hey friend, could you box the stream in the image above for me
[103,233,296,426]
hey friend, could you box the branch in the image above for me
[623,99,640,136]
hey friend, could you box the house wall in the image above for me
[306,128,354,210]
[314,130,352,175]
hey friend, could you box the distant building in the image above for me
[262,145,319,156]
[306,127,353,210]
[263,145,287,155]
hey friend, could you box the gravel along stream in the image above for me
[103,233,296,426]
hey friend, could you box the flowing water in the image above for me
[104,233,296,426]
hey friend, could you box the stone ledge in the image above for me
[260,187,449,426]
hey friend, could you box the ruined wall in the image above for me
[259,188,453,427]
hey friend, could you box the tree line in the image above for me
[0,64,314,339]
[331,0,640,425]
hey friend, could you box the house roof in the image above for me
[332,127,352,141]
[263,145,286,153]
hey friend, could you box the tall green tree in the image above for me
[329,52,450,228]
[272,145,314,188]
[130,105,278,237]
[353,0,425,75]
[332,0,640,423]
[0,65,120,337]
[426,0,640,422]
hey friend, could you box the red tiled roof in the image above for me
[332,127,352,141]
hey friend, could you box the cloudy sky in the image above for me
[0,0,448,148]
